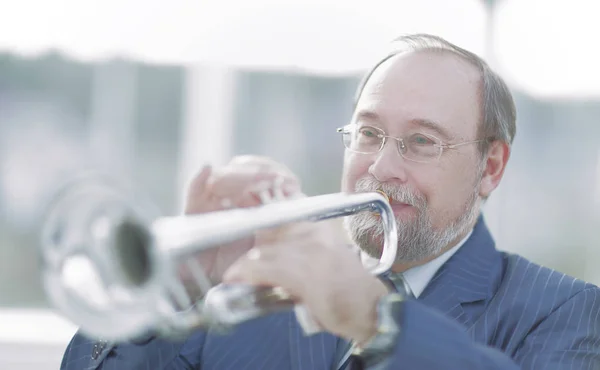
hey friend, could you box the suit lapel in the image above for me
[84,341,115,369]
[419,216,503,328]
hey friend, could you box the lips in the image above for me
[389,201,412,214]
[370,190,414,216]
[375,190,412,207]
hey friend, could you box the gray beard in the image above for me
[343,177,480,264]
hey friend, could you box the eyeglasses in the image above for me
[336,124,486,164]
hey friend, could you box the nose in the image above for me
[368,139,409,184]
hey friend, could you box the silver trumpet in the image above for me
[39,175,398,342]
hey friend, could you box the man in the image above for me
[60,34,600,369]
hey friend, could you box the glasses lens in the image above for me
[402,133,441,162]
[344,126,382,153]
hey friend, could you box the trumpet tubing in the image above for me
[39,177,397,342]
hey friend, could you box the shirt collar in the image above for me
[402,229,473,298]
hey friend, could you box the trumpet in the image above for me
[39,175,398,342]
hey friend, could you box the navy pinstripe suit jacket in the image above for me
[60,216,600,369]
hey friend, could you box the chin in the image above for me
[394,210,418,223]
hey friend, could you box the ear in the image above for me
[479,140,510,198]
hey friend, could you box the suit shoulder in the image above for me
[60,331,95,369]
[499,253,597,307]
[479,253,599,353]
[502,253,597,292]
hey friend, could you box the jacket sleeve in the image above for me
[379,288,600,370]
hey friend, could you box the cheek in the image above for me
[341,152,371,192]
[425,162,479,224]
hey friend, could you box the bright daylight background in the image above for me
[0,0,599,368]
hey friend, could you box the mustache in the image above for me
[354,177,426,209]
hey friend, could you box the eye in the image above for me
[358,127,379,138]
[409,133,436,145]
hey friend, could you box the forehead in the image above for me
[355,50,482,140]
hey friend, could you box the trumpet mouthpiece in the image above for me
[375,189,389,203]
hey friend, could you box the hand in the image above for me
[182,155,301,285]
[222,220,389,344]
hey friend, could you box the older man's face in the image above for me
[341,51,486,265]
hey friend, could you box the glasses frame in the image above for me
[336,124,486,164]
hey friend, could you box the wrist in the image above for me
[352,280,389,345]
[352,291,406,367]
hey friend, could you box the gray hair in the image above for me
[353,33,517,156]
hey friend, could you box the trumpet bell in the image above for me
[40,176,165,340]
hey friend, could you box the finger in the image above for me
[222,248,275,283]
[216,175,301,208]
[218,157,298,186]
[188,164,212,196]
[191,166,282,213]
[222,247,305,297]
[229,155,296,177]
[184,164,213,214]
[211,167,297,195]
[207,156,301,208]
[250,178,293,204]
[272,175,287,201]
[254,221,315,247]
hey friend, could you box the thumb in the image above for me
[184,164,212,214]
